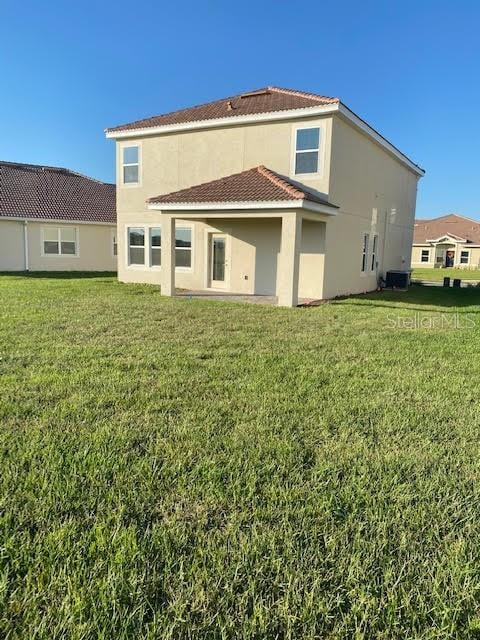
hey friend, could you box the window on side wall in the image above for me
[128,227,145,265]
[371,235,378,271]
[122,146,139,184]
[361,233,369,272]
[43,226,77,256]
[175,227,192,268]
[150,227,161,267]
[112,232,118,257]
[294,127,320,175]
[421,249,430,263]
[460,250,469,265]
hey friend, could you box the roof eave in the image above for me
[147,199,337,215]
[0,215,116,225]
[105,103,339,138]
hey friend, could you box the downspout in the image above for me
[23,221,29,271]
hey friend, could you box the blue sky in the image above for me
[1,0,479,219]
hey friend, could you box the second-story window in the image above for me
[294,127,320,175]
[122,145,139,184]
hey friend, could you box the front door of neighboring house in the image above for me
[446,250,455,267]
[209,233,229,289]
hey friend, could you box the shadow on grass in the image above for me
[333,284,480,311]
[0,271,117,279]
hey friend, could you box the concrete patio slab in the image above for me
[176,290,318,306]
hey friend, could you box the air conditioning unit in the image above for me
[385,270,411,289]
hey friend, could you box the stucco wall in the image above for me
[0,220,117,271]
[0,220,25,270]
[324,116,419,298]
[117,214,325,299]
[411,245,434,266]
[115,115,333,216]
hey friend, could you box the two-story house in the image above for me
[105,87,424,306]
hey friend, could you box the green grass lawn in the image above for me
[412,267,480,281]
[2,274,480,639]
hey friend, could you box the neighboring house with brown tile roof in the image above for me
[0,161,117,272]
[412,214,480,269]
[105,86,424,305]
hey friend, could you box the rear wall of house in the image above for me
[117,212,326,299]
[0,220,117,271]
[115,115,333,295]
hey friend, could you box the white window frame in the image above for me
[460,250,470,265]
[371,234,378,272]
[175,224,194,272]
[150,226,162,270]
[41,225,79,258]
[291,124,325,178]
[112,229,118,258]
[124,223,194,272]
[421,249,430,263]
[126,226,146,268]
[361,233,369,273]
[120,142,141,187]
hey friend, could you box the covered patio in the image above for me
[147,166,338,307]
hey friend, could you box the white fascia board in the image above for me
[105,104,338,139]
[147,199,337,215]
[428,235,467,243]
[0,216,116,226]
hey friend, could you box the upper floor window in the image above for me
[43,226,77,256]
[294,127,320,175]
[421,249,430,263]
[122,145,139,184]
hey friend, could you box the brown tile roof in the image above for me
[106,86,339,133]
[414,214,480,244]
[148,165,337,208]
[0,161,116,223]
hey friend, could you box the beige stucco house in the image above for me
[0,161,116,272]
[412,214,480,269]
[105,86,424,306]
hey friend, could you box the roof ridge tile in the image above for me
[256,166,304,199]
[267,86,339,104]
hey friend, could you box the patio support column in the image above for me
[162,214,175,297]
[278,211,302,307]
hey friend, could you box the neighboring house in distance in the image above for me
[0,161,116,272]
[105,86,424,306]
[412,214,480,269]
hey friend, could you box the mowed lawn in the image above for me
[412,267,480,281]
[2,274,480,639]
